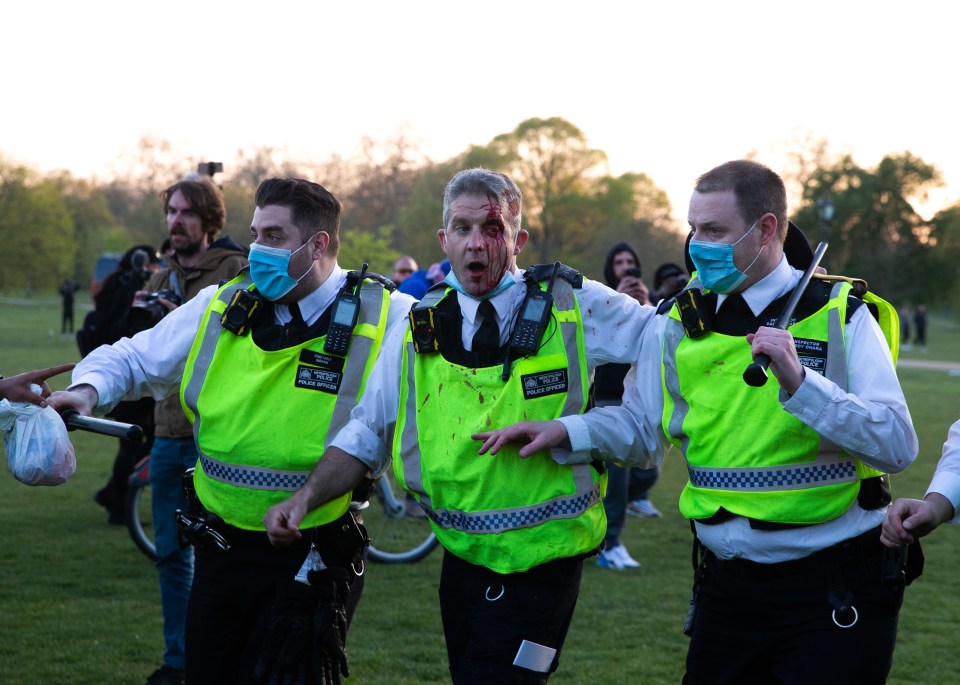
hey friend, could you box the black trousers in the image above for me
[439,550,583,685]
[684,529,904,685]
[184,514,366,685]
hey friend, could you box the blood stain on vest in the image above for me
[422,392,431,407]
[478,392,485,404]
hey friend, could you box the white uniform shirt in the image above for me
[71,265,416,414]
[562,256,918,562]
[330,271,657,475]
[925,420,960,521]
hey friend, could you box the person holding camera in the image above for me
[263,168,658,684]
[591,242,661,572]
[49,177,413,685]
[119,176,248,685]
[78,245,162,526]
[476,159,918,684]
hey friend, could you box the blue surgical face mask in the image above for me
[248,241,312,301]
[444,269,518,301]
[688,219,764,294]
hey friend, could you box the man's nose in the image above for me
[466,227,485,249]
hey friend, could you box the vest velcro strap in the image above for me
[427,482,602,534]
[687,458,858,492]
[199,453,311,491]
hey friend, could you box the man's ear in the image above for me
[437,227,447,253]
[513,229,529,255]
[312,231,331,257]
[758,213,778,246]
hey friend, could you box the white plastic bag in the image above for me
[0,386,77,486]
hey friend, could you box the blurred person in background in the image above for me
[593,242,659,571]
[77,244,162,527]
[391,255,418,286]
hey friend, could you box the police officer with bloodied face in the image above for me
[265,168,659,683]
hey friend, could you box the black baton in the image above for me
[743,242,828,387]
[59,408,144,441]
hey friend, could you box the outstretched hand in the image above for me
[881,493,955,548]
[472,420,570,458]
[0,363,76,407]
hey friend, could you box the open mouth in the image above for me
[466,261,486,275]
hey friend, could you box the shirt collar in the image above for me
[457,269,526,327]
[715,256,798,317]
[277,264,346,326]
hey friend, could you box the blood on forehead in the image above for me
[484,193,519,225]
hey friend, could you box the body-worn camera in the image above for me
[410,306,440,353]
[128,289,184,334]
[675,289,711,339]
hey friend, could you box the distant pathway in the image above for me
[898,358,960,373]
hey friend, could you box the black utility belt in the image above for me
[210,510,367,561]
[705,526,884,582]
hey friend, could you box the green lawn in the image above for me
[1,299,959,684]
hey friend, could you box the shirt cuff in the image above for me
[68,374,118,416]
[780,366,831,420]
[551,415,596,465]
[926,472,960,524]
[329,418,389,476]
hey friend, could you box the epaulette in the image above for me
[656,297,676,316]
[811,273,868,299]
[524,263,583,288]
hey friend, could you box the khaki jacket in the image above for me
[145,237,248,438]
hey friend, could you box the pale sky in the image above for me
[4,0,957,228]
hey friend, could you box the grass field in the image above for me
[1,298,959,684]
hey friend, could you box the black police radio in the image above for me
[511,287,553,356]
[498,262,563,381]
[324,264,366,356]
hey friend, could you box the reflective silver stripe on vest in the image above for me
[183,279,245,449]
[428,483,603,534]
[666,278,855,491]
[687,457,858,491]
[199,453,309,491]
[553,280,585,418]
[399,280,593,516]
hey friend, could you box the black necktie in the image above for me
[472,300,500,353]
[289,301,305,327]
[714,293,755,335]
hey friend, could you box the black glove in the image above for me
[308,567,351,685]
[254,579,317,685]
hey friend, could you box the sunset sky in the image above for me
[4,0,956,228]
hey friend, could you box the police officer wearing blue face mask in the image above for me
[49,177,416,684]
[477,159,918,684]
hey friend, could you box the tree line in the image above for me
[1,117,957,311]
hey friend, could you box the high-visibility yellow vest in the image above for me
[181,273,390,530]
[393,280,603,573]
[662,278,894,525]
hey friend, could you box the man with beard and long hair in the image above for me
[136,176,248,685]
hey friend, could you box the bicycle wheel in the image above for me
[125,456,158,561]
[365,471,439,564]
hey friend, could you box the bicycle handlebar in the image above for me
[59,408,144,441]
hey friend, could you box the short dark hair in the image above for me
[255,178,341,254]
[161,178,226,239]
[442,168,522,234]
[694,160,787,242]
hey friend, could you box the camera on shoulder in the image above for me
[128,289,184,334]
